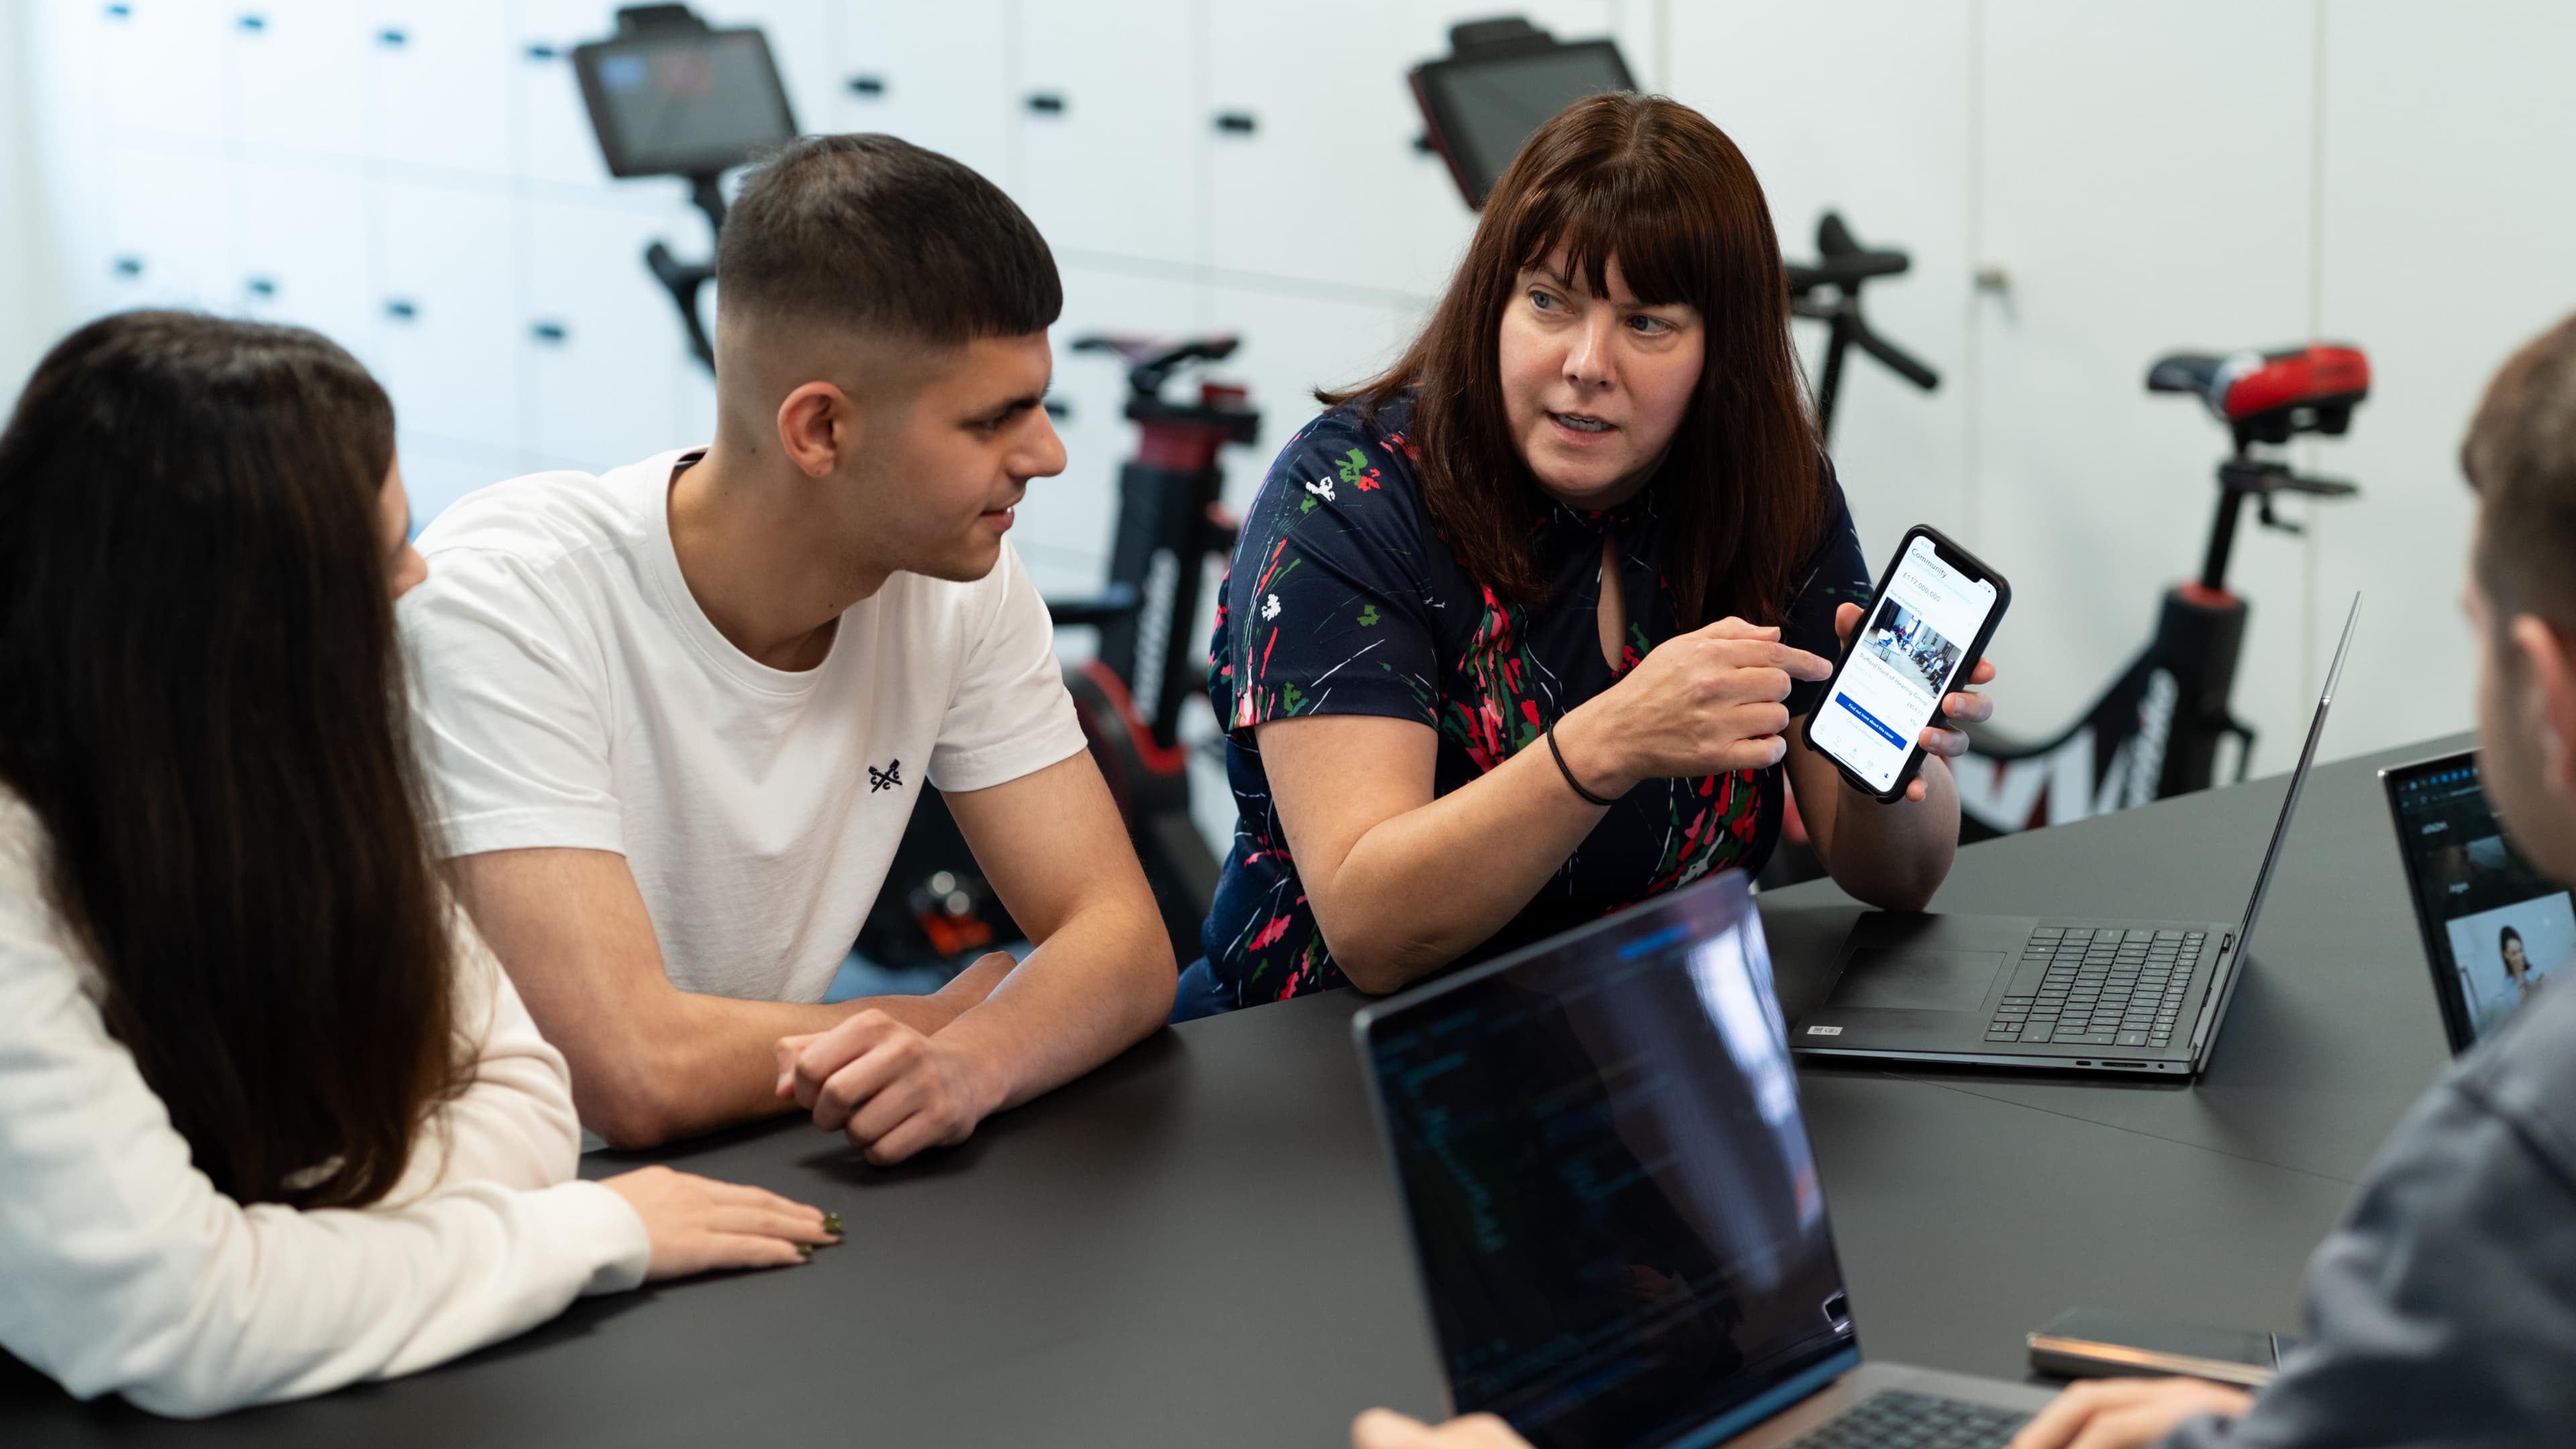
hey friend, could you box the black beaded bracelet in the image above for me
[1546,718,1619,808]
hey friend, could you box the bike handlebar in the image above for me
[1789,211,1911,293]
[1852,319,1939,390]
[1071,333,1242,398]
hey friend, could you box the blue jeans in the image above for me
[1171,957,1238,1023]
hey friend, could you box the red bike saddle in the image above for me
[2147,343,2369,445]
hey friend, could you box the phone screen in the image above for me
[1808,534,2000,794]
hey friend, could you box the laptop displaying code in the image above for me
[1367,909,1857,1448]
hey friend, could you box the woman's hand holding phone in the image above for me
[1559,617,1833,792]
[1829,601,2000,803]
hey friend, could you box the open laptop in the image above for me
[1790,595,2359,1077]
[2381,749,2571,1053]
[1353,872,2053,1449]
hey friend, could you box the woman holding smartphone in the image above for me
[0,313,835,1417]
[1185,94,2000,1014]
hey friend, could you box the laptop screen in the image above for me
[1360,877,1858,1448]
[2385,752,2571,1051]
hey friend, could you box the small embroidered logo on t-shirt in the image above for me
[868,759,904,793]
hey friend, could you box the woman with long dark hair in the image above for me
[1187,95,2000,1012]
[0,313,836,1417]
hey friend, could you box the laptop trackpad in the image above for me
[1833,948,2008,1011]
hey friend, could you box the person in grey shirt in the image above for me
[1354,317,2576,1449]
[2006,315,2576,1448]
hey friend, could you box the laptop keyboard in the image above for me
[1788,1389,2029,1448]
[1984,926,2204,1051]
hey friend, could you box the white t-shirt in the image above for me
[398,449,1087,1004]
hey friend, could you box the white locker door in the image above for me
[1013,0,1199,266]
[524,195,698,469]
[1203,0,1623,301]
[370,0,515,176]
[1666,0,1976,565]
[515,0,625,190]
[373,178,524,459]
[822,0,1012,182]
[232,161,376,360]
[101,144,231,312]
[229,0,370,160]
[1972,0,2317,763]
[97,0,231,142]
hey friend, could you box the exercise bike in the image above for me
[1943,344,2367,838]
[857,337,1256,973]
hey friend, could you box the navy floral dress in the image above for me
[1201,393,1871,1006]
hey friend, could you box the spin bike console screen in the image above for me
[1413,39,1633,206]
[574,25,797,179]
[1805,529,2005,800]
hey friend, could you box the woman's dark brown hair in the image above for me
[0,311,464,1209]
[1333,93,1823,628]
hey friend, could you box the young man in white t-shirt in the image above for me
[400,136,1174,1157]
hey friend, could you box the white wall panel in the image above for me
[1972,1,2320,775]
[1203,0,1466,301]
[233,161,376,360]
[101,144,229,311]
[2311,1,2576,758]
[523,195,696,468]
[1015,0,1201,266]
[1664,0,1976,568]
[369,0,515,176]
[821,0,1012,181]
[231,0,370,161]
[513,0,624,190]
[97,1,229,143]
[372,178,523,457]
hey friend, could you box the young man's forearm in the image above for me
[930,902,1173,1114]
[584,967,1007,1148]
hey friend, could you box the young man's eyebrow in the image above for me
[970,391,1047,427]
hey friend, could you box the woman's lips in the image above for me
[1548,411,1619,445]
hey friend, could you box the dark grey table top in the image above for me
[2,733,2471,1445]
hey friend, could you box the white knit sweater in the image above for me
[0,791,651,1417]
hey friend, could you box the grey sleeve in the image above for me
[2159,1077,2576,1448]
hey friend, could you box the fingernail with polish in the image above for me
[797,1243,815,1260]
[822,1211,843,1236]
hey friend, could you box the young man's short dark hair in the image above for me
[2463,313,2576,631]
[716,133,1062,345]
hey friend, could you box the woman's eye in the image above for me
[1628,314,1674,335]
[1529,289,1559,311]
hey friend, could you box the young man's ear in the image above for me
[775,381,857,479]
[2510,613,2576,794]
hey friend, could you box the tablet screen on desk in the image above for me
[2386,753,2572,1051]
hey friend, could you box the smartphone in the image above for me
[2027,1306,2295,1388]
[1801,525,2009,803]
